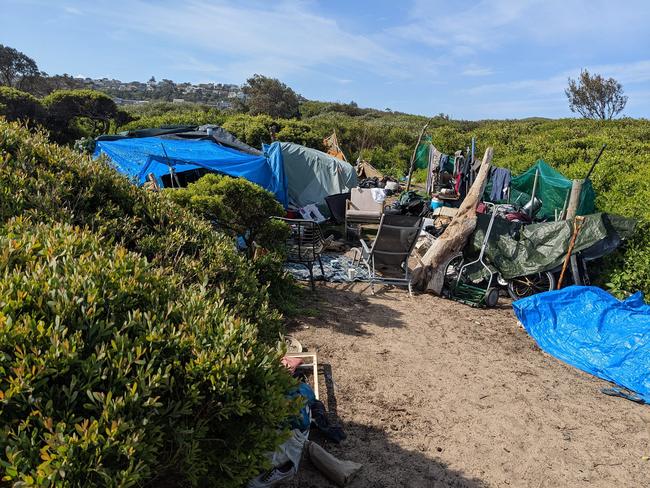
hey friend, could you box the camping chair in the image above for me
[345,188,384,240]
[324,192,351,225]
[356,214,424,296]
[274,217,326,291]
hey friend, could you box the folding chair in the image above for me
[356,214,424,295]
[345,188,383,240]
[274,217,325,291]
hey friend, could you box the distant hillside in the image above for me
[33,74,245,107]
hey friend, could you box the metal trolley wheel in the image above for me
[484,287,499,307]
[507,271,556,300]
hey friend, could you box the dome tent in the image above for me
[273,141,358,208]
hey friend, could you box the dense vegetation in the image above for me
[0,120,297,486]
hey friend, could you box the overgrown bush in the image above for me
[167,173,289,254]
[0,86,45,124]
[0,119,299,484]
[42,89,119,143]
[0,120,293,338]
[0,219,295,486]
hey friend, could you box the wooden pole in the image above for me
[557,216,585,289]
[565,179,584,220]
[412,147,494,293]
[406,119,433,192]
[559,188,571,220]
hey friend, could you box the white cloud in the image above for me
[465,60,650,97]
[392,0,650,57]
[86,0,407,81]
[462,64,494,77]
[63,6,82,15]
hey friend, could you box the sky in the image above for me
[2,0,650,119]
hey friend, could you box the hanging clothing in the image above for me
[427,146,443,193]
[490,168,512,202]
[438,153,449,173]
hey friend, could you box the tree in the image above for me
[241,74,300,119]
[0,86,46,123]
[565,69,627,120]
[0,44,41,91]
[43,89,118,142]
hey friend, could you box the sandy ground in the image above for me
[285,282,650,488]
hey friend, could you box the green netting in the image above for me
[485,160,595,220]
[415,136,431,169]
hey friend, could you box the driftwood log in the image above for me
[412,147,494,293]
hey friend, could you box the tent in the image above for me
[274,142,358,208]
[94,136,287,206]
[356,160,383,179]
[485,160,596,220]
[98,124,261,155]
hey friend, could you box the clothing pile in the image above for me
[426,146,475,197]
[384,190,430,217]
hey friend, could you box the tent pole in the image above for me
[585,143,607,180]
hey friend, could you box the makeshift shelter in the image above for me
[485,160,596,220]
[94,136,288,206]
[468,212,635,279]
[274,142,357,208]
[322,131,347,161]
[356,160,383,179]
[98,124,261,155]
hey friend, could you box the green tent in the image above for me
[486,160,595,220]
[279,142,358,207]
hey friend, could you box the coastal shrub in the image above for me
[0,120,293,338]
[0,219,294,486]
[0,86,45,123]
[42,89,119,143]
[167,173,289,253]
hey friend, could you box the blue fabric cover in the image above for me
[94,137,288,207]
[513,286,650,402]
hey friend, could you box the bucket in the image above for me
[430,198,443,211]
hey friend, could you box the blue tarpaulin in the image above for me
[513,286,650,402]
[94,137,288,207]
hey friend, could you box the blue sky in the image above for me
[2,0,650,119]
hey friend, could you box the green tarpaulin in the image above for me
[278,142,358,207]
[486,160,596,220]
[468,213,635,279]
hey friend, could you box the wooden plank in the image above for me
[286,352,319,400]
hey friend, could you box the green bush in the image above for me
[167,173,289,253]
[42,89,119,143]
[119,109,226,132]
[0,219,294,487]
[0,120,294,339]
[0,86,45,124]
